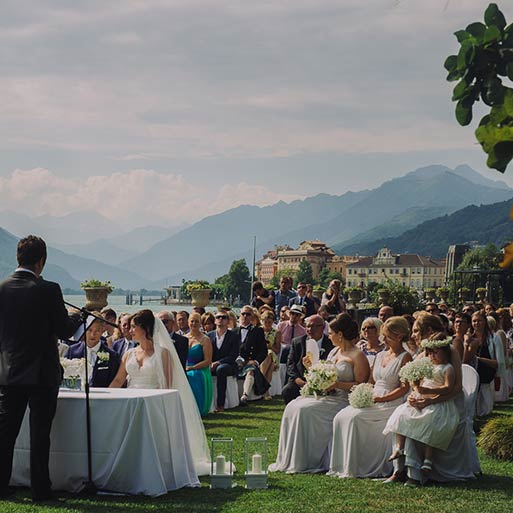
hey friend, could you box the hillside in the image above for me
[335,198,513,258]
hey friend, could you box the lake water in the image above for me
[63,295,221,315]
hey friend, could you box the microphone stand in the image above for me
[63,300,118,495]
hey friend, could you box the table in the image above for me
[12,388,200,496]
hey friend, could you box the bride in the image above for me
[110,309,210,476]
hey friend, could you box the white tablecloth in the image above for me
[12,388,199,496]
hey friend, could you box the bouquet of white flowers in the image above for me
[348,383,375,408]
[301,360,338,398]
[398,357,434,385]
[60,358,92,389]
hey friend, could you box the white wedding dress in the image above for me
[125,318,211,476]
[269,347,354,473]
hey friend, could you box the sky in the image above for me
[1,0,512,229]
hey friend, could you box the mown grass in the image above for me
[2,398,513,513]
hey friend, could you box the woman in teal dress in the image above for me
[186,312,213,416]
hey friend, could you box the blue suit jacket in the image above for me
[112,337,137,358]
[66,341,120,387]
[207,329,240,372]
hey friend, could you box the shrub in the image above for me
[478,416,513,461]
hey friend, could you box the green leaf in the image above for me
[466,22,486,39]
[484,25,502,44]
[444,54,458,72]
[456,99,473,126]
[452,79,471,101]
[447,69,463,82]
[455,29,471,43]
[485,3,507,31]
[507,61,513,81]
[482,77,504,105]
[457,40,475,69]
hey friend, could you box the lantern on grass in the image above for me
[210,438,234,489]
[245,437,268,489]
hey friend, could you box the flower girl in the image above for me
[383,334,459,472]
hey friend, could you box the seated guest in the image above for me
[279,305,290,322]
[112,313,136,357]
[357,317,384,366]
[379,305,394,323]
[157,310,188,371]
[269,314,369,473]
[235,306,269,404]
[424,302,440,316]
[261,310,281,399]
[201,312,216,333]
[277,304,307,364]
[282,315,333,404]
[186,313,213,416]
[207,310,240,412]
[192,306,206,316]
[176,310,190,335]
[289,282,316,317]
[306,283,320,313]
[452,312,471,360]
[329,316,411,479]
[274,276,296,319]
[66,313,120,387]
[101,307,117,347]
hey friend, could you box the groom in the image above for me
[0,236,81,501]
[282,314,333,405]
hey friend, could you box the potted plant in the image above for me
[377,287,390,306]
[476,287,487,302]
[312,285,325,301]
[347,286,363,307]
[80,279,114,310]
[436,286,450,303]
[186,280,212,308]
[425,288,437,301]
[458,287,471,302]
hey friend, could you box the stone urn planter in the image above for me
[312,288,325,301]
[377,289,390,306]
[437,288,450,304]
[83,287,111,311]
[348,289,363,308]
[190,288,212,308]
[458,288,471,302]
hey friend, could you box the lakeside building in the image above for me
[345,247,446,290]
[255,240,365,286]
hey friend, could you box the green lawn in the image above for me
[2,399,513,513]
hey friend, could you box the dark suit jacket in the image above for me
[208,329,240,371]
[0,270,80,387]
[288,295,316,317]
[236,326,268,364]
[66,341,120,387]
[170,331,188,371]
[112,337,136,358]
[286,334,334,384]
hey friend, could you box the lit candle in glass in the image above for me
[216,454,226,475]
[252,453,262,474]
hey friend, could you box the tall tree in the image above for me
[295,260,314,285]
[224,259,252,303]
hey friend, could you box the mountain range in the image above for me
[0,164,511,288]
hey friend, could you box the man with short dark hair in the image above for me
[0,235,80,501]
[176,310,190,335]
[251,281,275,310]
[289,282,316,317]
[157,310,188,371]
[274,276,296,319]
[424,302,440,316]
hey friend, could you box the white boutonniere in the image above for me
[319,348,326,357]
[97,351,110,363]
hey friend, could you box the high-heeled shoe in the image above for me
[387,448,404,461]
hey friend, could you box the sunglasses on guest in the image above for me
[215,315,228,320]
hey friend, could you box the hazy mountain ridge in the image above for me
[335,197,513,258]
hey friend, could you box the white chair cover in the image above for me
[210,376,240,410]
[269,370,282,396]
[462,364,479,421]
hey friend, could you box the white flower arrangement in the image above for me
[301,360,338,398]
[421,337,452,349]
[348,383,375,408]
[97,350,110,363]
[398,357,434,385]
[60,357,92,382]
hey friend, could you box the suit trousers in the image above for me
[282,381,301,405]
[0,385,59,498]
[212,364,236,407]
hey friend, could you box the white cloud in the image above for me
[0,168,301,226]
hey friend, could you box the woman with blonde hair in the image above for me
[260,310,281,399]
[357,317,384,366]
[329,316,411,479]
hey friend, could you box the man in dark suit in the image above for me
[66,316,120,387]
[282,314,334,405]
[289,282,316,317]
[157,311,188,371]
[111,313,136,358]
[0,236,81,501]
[208,310,240,412]
[235,306,269,404]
